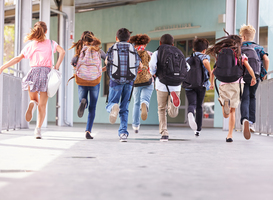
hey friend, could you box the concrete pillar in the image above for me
[39,0,51,128]
[56,0,74,126]
[225,0,237,34]
[0,0,4,132]
[247,0,259,43]
[15,0,32,129]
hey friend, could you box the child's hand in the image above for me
[250,77,257,86]
[210,84,214,90]
[263,75,267,80]
[102,66,107,72]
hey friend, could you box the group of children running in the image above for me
[0,21,269,143]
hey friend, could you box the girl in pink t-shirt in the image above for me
[207,33,256,142]
[0,21,65,139]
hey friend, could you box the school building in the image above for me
[1,0,273,131]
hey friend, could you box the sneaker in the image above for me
[25,100,38,122]
[242,119,251,140]
[77,98,87,118]
[188,112,197,131]
[249,124,255,133]
[195,131,200,137]
[109,104,120,124]
[223,99,230,115]
[34,127,42,139]
[119,133,128,142]
[160,135,169,142]
[141,102,148,121]
[132,125,139,134]
[170,91,180,108]
[85,131,93,139]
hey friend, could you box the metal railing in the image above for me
[1,67,23,131]
[235,71,273,135]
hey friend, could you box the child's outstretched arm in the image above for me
[203,59,214,90]
[262,54,269,80]
[210,68,215,90]
[243,60,257,86]
[0,54,24,74]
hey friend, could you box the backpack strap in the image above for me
[165,84,171,95]
[214,78,219,96]
[113,43,119,67]
[129,86,134,102]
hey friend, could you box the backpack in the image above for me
[213,48,244,83]
[67,46,102,86]
[106,42,140,84]
[182,54,206,89]
[156,44,187,86]
[74,46,102,86]
[241,44,260,83]
[133,50,152,87]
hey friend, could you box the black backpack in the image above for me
[213,48,244,83]
[182,54,206,89]
[241,44,261,83]
[156,44,187,86]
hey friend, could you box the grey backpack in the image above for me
[241,44,261,83]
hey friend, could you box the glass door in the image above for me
[167,37,215,127]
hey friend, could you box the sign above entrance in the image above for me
[149,23,201,33]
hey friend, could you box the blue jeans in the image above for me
[106,83,133,136]
[240,81,259,124]
[132,83,154,128]
[78,84,100,132]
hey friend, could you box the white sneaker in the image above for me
[34,127,42,139]
[188,112,197,131]
[249,124,255,133]
[119,133,128,142]
[25,100,38,122]
[132,125,139,134]
[109,104,120,124]
[242,119,251,140]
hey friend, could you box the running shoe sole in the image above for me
[110,104,120,124]
[141,102,148,121]
[170,91,180,108]
[77,98,87,118]
[243,120,251,140]
[188,113,197,131]
[25,101,35,122]
[223,99,230,115]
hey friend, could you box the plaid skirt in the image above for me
[22,67,51,92]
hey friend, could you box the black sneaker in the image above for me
[78,98,87,118]
[85,131,93,139]
[160,135,169,142]
[195,131,200,137]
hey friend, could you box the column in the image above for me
[57,0,75,126]
[0,0,4,132]
[15,0,32,129]
[247,0,259,43]
[39,0,51,127]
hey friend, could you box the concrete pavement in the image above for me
[0,123,273,200]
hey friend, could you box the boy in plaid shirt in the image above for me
[106,28,141,142]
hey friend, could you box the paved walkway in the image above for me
[0,123,273,200]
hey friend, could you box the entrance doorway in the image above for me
[167,37,215,127]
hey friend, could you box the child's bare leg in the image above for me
[227,108,236,139]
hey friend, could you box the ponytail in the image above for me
[24,21,47,42]
[69,39,84,56]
